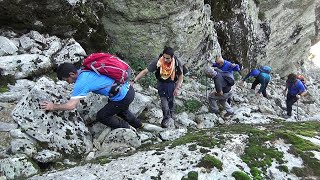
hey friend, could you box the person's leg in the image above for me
[261,81,269,98]
[96,101,130,129]
[286,94,297,116]
[158,82,175,128]
[208,94,219,113]
[116,86,142,128]
[160,97,171,127]
[117,110,142,128]
[222,100,234,114]
[251,79,260,90]
[168,83,176,119]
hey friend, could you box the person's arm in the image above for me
[242,72,252,81]
[40,98,80,111]
[283,83,288,96]
[231,64,240,71]
[297,82,307,98]
[133,68,149,83]
[173,73,183,96]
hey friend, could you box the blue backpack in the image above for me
[259,66,272,74]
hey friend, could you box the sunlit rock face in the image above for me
[258,0,317,77]
[206,0,318,77]
[315,2,320,43]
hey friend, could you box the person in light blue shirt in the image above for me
[40,63,143,130]
[242,68,271,98]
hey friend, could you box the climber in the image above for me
[282,73,307,119]
[132,47,183,128]
[40,62,143,130]
[241,66,271,98]
[212,55,240,104]
[206,66,234,117]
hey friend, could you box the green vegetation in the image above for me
[232,171,251,180]
[181,171,198,180]
[197,154,223,170]
[114,121,320,179]
[129,57,157,88]
[245,77,256,83]
[0,74,16,93]
[258,11,266,21]
[233,71,241,81]
[0,85,9,93]
[170,131,218,149]
[176,99,202,113]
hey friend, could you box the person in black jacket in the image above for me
[133,47,183,128]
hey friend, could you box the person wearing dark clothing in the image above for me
[133,47,183,128]
[40,62,143,130]
[212,56,240,104]
[282,73,307,118]
[242,68,271,98]
[206,66,234,116]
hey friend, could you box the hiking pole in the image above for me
[206,73,208,102]
[296,99,299,120]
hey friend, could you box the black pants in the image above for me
[286,93,298,116]
[157,81,175,121]
[251,79,268,98]
[96,86,142,129]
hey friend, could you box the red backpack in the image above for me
[82,53,131,83]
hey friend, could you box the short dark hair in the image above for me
[162,47,174,57]
[56,63,77,80]
[287,73,297,83]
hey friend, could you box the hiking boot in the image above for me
[282,115,291,119]
[209,109,219,114]
[161,118,169,128]
[136,123,145,130]
[224,112,234,117]
[215,92,223,96]
[129,125,137,132]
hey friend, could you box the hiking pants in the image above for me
[157,81,175,121]
[251,78,269,98]
[208,92,233,114]
[96,86,142,129]
[286,93,298,116]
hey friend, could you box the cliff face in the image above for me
[258,0,317,76]
[0,0,319,75]
[208,0,269,69]
[101,0,219,66]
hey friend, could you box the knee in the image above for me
[96,110,105,121]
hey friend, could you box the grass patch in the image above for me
[181,171,198,180]
[0,74,16,93]
[0,85,9,93]
[197,154,223,170]
[136,121,320,179]
[232,171,251,180]
[176,99,202,113]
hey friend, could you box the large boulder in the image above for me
[11,77,93,157]
[102,0,219,69]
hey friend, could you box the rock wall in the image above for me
[258,0,317,77]
[101,0,219,67]
[208,0,269,69]
[0,0,108,52]
[315,2,320,43]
